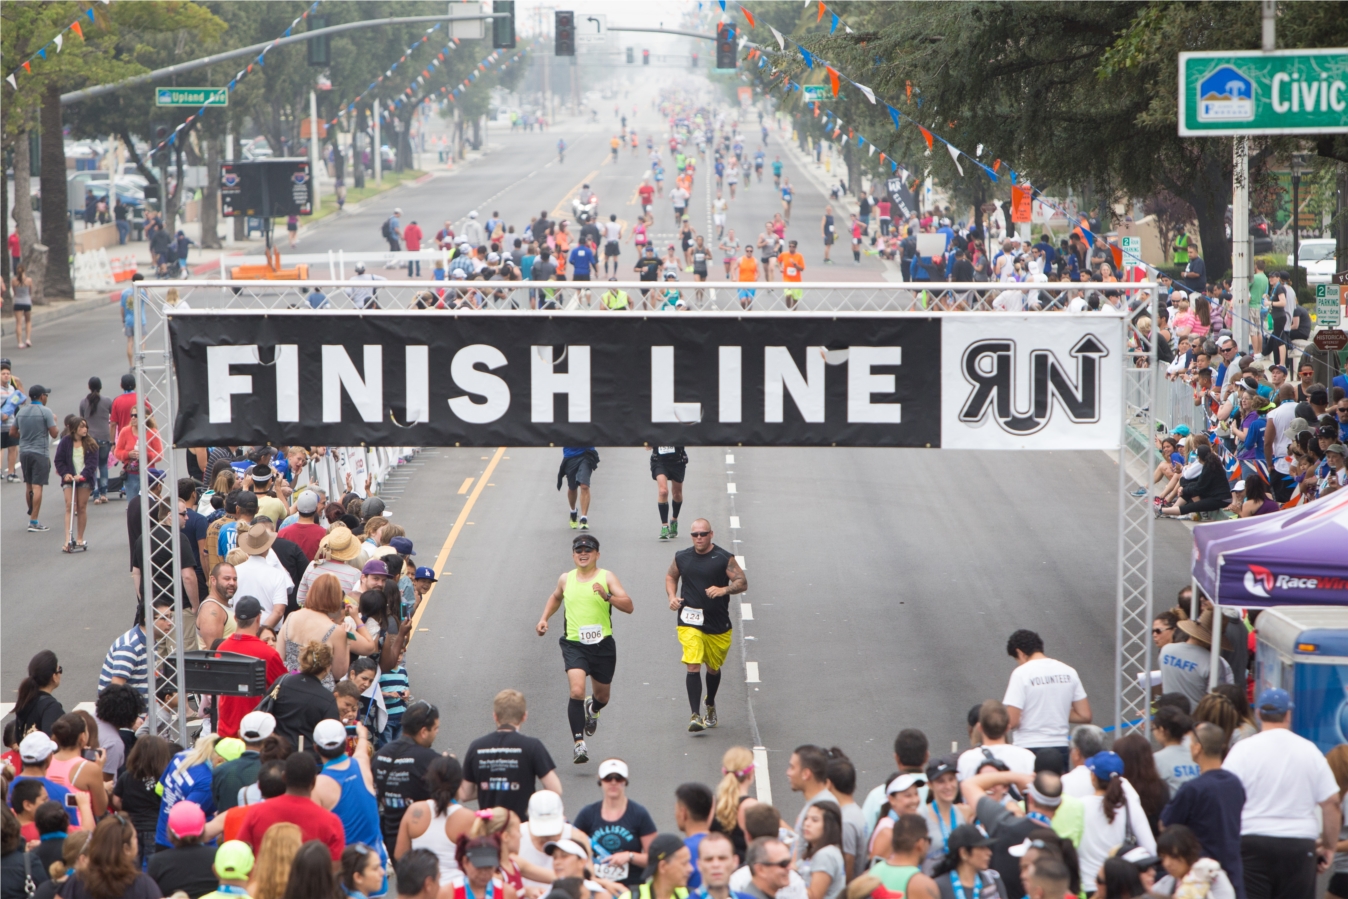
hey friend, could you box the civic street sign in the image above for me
[1178,49,1348,136]
[802,84,827,101]
[1316,284,1343,327]
[1313,329,1347,352]
[156,87,228,107]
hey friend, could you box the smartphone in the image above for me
[82,749,100,762]
[64,793,80,808]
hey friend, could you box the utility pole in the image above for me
[310,89,322,213]
[1234,2,1275,351]
[374,107,382,184]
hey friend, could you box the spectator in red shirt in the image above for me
[8,230,19,274]
[236,752,345,861]
[108,373,150,442]
[435,220,455,251]
[404,220,424,278]
[215,597,287,737]
[278,491,326,561]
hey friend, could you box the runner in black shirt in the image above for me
[372,701,441,847]
[664,520,746,732]
[461,689,562,822]
[635,246,662,308]
[649,446,688,541]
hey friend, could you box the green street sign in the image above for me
[802,84,827,101]
[1179,49,1348,136]
[155,87,228,107]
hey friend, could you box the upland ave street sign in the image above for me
[1178,49,1348,136]
[156,87,228,107]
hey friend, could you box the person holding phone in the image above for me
[44,713,108,821]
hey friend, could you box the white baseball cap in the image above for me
[597,758,629,781]
[886,773,926,795]
[528,790,566,836]
[545,839,589,861]
[19,732,58,764]
[239,711,277,742]
[313,719,348,751]
[469,210,479,219]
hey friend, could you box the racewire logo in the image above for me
[291,172,308,185]
[958,335,1108,436]
[1198,65,1255,123]
[221,172,240,188]
[1244,564,1275,598]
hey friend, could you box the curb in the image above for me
[1,292,120,337]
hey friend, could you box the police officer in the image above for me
[537,534,634,764]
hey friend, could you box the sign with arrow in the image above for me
[576,14,606,44]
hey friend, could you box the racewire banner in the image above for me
[168,312,1124,449]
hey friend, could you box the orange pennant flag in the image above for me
[918,126,933,150]
[879,153,886,163]
[23,61,31,73]
[826,66,839,97]
[812,102,820,117]
[992,159,1001,173]
[740,5,755,27]
[71,20,84,40]
[905,81,912,100]
[818,1,826,22]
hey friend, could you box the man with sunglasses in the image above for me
[665,520,747,733]
[537,534,634,764]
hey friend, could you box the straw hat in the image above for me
[320,525,361,561]
[1177,609,1232,651]
[238,522,276,556]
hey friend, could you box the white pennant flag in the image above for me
[869,144,875,157]
[54,34,63,52]
[854,81,876,104]
[975,143,984,157]
[946,142,964,176]
[845,25,853,34]
[5,74,16,90]
[769,26,785,50]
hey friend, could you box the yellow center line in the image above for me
[407,446,506,639]
[457,477,474,495]
[551,169,601,222]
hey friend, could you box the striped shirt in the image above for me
[379,665,410,717]
[98,627,148,697]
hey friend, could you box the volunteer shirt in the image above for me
[955,744,1037,782]
[462,728,556,822]
[1153,743,1201,797]
[674,544,735,634]
[573,799,658,887]
[1002,656,1087,748]
[1159,642,1234,710]
[569,245,596,277]
[1223,727,1338,839]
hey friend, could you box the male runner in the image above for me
[777,240,805,310]
[771,156,783,188]
[712,192,728,240]
[558,446,600,529]
[638,180,656,224]
[537,533,634,763]
[650,445,689,540]
[603,215,624,277]
[665,520,747,732]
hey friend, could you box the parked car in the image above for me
[1225,206,1274,254]
[1288,239,1338,285]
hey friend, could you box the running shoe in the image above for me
[584,697,600,736]
[703,703,717,728]
[688,714,705,733]
[579,517,589,530]
[27,522,49,532]
[1131,487,1148,497]
[570,511,579,529]
[669,520,678,537]
[573,741,590,764]
[660,525,670,540]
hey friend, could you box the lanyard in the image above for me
[217,886,250,896]
[463,882,496,899]
[949,874,980,899]
[932,805,957,851]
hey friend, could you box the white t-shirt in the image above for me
[1266,401,1300,473]
[1223,728,1339,839]
[1062,764,1142,802]
[233,554,292,620]
[1003,656,1088,748]
[1076,787,1156,889]
[956,743,1038,782]
[730,865,807,899]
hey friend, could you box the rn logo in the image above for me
[1244,564,1275,598]
[958,335,1108,435]
[1198,65,1255,122]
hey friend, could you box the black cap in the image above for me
[641,833,688,880]
[28,384,49,399]
[233,596,263,622]
[235,490,259,512]
[120,373,136,390]
[572,533,600,551]
[925,755,957,782]
[946,824,995,854]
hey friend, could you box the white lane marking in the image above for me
[73,703,97,714]
[726,482,737,494]
[741,602,753,621]
[746,661,760,683]
[725,454,734,464]
[0,703,11,720]
[753,746,772,804]
[735,555,746,570]
[729,515,741,528]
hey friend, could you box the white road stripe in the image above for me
[746,661,760,683]
[73,703,97,715]
[740,602,753,620]
[0,703,12,720]
[726,483,737,494]
[753,746,772,804]
[735,555,746,570]
[729,516,741,528]
[725,454,734,464]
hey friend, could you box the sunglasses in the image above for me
[756,859,792,869]
[690,531,711,538]
[1152,627,1171,635]
[574,546,596,553]
[601,774,627,783]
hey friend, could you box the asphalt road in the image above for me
[0,95,1193,833]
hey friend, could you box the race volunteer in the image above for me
[536,534,635,764]
[664,521,747,732]
[558,446,600,530]
[777,240,805,309]
[461,689,562,822]
[650,446,688,540]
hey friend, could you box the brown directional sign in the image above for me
[1313,329,1348,352]
[1334,270,1348,286]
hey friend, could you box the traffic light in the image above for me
[307,15,329,66]
[715,22,737,69]
[691,51,698,68]
[555,10,574,56]
[492,1,515,50]
[150,122,171,167]
[626,47,634,64]
[642,49,650,65]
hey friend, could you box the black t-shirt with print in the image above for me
[462,728,557,822]
[635,257,662,281]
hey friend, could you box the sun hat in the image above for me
[320,527,361,561]
[238,522,276,556]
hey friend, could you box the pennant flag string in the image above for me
[6,3,106,89]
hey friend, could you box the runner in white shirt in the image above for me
[602,216,624,277]
[1002,629,1091,769]
[725,160,739,199]
[712,193,729,239]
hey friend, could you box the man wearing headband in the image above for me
[960,770,1065,898]
[537,534,634,765]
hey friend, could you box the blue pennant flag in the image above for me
[886,104,901,129]
[86,8,94,20]
[976,162,998,182]
[1079,225,1095,246]
[1008,169,1017,184]
[256,54,265,65]
[831,13,839,33]
[799,47,813,69]
[719,0,725,8]
[228,80,237,90]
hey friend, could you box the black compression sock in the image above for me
[568,698,586,741]
[705,669,722,704]
[590,697,607,713]
[672,500,682,520]
[686,672,702,715]
[659,502,669,524]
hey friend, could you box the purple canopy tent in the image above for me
[1189,490,1348,686]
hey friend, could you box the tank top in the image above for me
[196,597,237,650]
[869,862,920,895]
[520,823,576,891]
[635,224,647,245]
[44,757,91,827]
[563,569,613,643]
[322,757,387,864]
[13,281,31,307]
[411,804,461,884]
[604,222,622,241]
[283,621,338,688]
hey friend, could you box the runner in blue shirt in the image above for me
[569,240,597,282]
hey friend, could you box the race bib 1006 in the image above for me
[680,607,705,627]
[578,625,604,645]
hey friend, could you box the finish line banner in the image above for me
[168,312,1125,449]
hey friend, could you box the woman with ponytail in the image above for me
[78,377,115,504]
[711,747,755,859]
[1076,751,1154,891]
[13,651,64,738]
[54,417,97,550]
